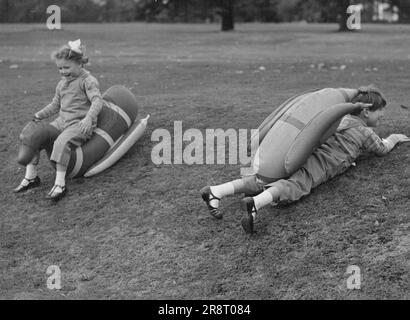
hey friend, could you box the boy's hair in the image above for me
[51,45,89,66]
[350,84,387,116]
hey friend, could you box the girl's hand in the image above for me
[79,116,93,136]
[32,113,42,122]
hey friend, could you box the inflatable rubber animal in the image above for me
[250,88,361,182]
[18,85,148,178]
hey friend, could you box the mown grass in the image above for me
[0,23,409,299]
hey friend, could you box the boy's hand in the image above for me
[353,102,373,109]
[391,134,410,143]
[79,116,93,136]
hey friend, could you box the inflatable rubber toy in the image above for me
[17,85,147,178]
[84,114,150,177]
[249,88,319,147]
[251,88,361,183]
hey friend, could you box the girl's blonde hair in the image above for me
[51,45,89,66]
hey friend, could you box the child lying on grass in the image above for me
[201,85,410,234]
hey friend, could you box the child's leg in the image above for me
[201,175,264,218]
[241,169,316,234]
[14,151,41,192]
[254,168,316,210]
[211,175,265,200]
[55,163,67,187]
[47,123,90,199]
[241,148,345,233]
[46,163,68,199]
[25,151,40,179]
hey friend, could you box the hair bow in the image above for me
[68,39,82,54]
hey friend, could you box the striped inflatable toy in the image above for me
[251,88,360,183]
[84,114,150,177]
[17,85,139,178]
[66,85,139,177]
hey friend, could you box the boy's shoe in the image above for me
[13,176,41,193]
[200,186,222,219]
[241,197,257,234]
[46,185,67,202]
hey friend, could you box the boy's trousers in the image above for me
[240,144,352,203]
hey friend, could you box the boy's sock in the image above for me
[209,182,235,208]
[25,164,38,180]
[252,191,274,218]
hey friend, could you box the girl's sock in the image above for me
[55,164,67,187]
[209,182,235,208]
[25,164,38,180]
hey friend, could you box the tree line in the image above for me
[1,0,409,29]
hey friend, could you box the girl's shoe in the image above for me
[200,186,222,219]
[13,176,41,193]
[46,185,67,201]
[241,197,257,234]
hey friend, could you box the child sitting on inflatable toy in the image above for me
[200,85,410,234]
[14,39,103,201]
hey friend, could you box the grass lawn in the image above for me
[0,22,409,299]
